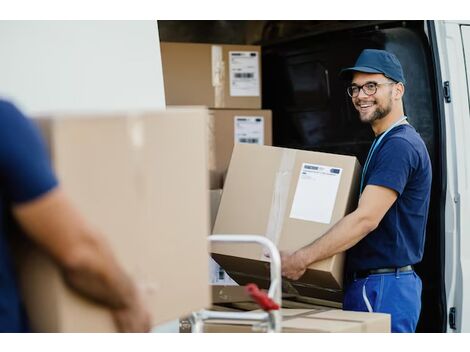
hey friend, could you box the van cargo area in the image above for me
[159,20,446,332]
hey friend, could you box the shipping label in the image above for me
[229,51,260,97]
[289,163,342,224]
[234,116,264,145]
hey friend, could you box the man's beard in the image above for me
[357,96,393,124]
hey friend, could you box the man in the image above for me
[280,49,432,333]
[0,100,151,332]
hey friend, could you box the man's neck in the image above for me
[371,111,407,136]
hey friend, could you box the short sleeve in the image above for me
[366,137,417,195]
[0,101,58,203]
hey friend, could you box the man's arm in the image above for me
[12,186,151,332]
[281,185,398,280]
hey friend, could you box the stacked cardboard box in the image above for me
[211,143,361,302]
[160,42,262,109]
[160,42,272,189]
[208,109,272,188]
[15,108,211,332]
[203,308,390,333]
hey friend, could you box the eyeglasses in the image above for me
[347,82,396,98]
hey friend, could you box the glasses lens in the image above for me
[363,83,377,95]
[347,86,358,97]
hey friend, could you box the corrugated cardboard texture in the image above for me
[212,144,361,301]
[161,42,261,109]
[207,109,272,189]
[16,109,211,332]
[203,308,390,333]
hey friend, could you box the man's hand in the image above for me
[112,284,152,333]
[280,250,308,281]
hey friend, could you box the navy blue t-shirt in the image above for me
[0,100,58,332]
[346,124,432,273]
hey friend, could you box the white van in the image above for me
[159,20,470,333]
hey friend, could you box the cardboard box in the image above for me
[208,109,272,189]
[209,190,238,285]
[15,109,211,332]
[209,189,223,231]
[203,308,390,333]
[212,144,361,302]
[161,42,261,109]
[211,285,253,305]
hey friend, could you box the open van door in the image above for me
[431,20,470,332]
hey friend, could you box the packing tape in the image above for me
[211,45,225,108]
[262,149,296,259]
[283,310,371,330]
[282,308,331,321]
[125,114,146,206]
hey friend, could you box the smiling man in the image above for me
[280,49,432,332]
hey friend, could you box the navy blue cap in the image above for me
[340,49,406,84]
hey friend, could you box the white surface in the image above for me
[229,51,260,97]
[234,116,264,145]
[289,163,342,224]
[0,21,165,116]
[151,319,180,333]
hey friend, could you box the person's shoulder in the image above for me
[0,100,30,129]
[387,125,422,146]
[381,128,420,158]
[0,99,25,121]
[0,99,18,111]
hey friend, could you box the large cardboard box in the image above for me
[15,108,211,332]
[212,144,361,302]
[161,42,261,109]
[203,308,390,333]
[208,109,272,189]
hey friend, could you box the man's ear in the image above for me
[395,82,405,100]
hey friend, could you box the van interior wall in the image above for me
[158,20,445,332]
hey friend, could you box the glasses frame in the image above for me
[347,81,396,98]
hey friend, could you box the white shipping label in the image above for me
[289,163,342,224]
[229,51,260,97]
[234,116,264,145]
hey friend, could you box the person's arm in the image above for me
[281,184,398,280]
[12,186,152,332]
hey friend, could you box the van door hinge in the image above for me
[444,81,452,103]
[449,307,457,330]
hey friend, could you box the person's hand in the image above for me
[112,284,152,333]
[280,250,308,281]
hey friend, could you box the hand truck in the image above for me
[189,234,282,333]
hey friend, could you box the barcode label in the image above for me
[234,72,254,79]
[238,138,259,144]
[234,116,264,145]
[229,51,260,97]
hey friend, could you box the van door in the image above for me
[432,20,470,332]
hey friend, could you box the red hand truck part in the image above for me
[245,283,280,311]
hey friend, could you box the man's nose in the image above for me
[357,87,369,99]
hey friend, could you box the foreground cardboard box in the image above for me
[208,109,272,189]
[161,42,261,109]
[212,144,361,302]
[203,308,390,333]
[15,109,211,332]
